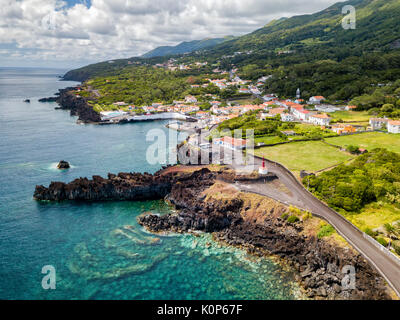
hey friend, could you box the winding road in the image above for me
[250,156,400,297]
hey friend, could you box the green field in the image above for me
[253,141,354,172]
[229,98,258,105]
[331,111,370,122]
[326,132,400,154]
[344,203,400,231]
[254,135,286,145]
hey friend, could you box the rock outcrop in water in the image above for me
[34,167,393,300]
[38,97,58,103]
[57,161,70,170]
[39,87,101,123]
[34,171,175,201]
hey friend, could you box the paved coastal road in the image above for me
[186,131,400,296]
[249,156,400,297]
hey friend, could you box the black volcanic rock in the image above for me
[54,87,101,123]
[57,161,70,170]
[33,171,177,202]
[39,97,58,102]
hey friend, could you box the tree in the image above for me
[381,104,394,113]
[347,145,360,155]
[254,98,264,105]
[384,223,396,247]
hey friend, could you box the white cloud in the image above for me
[0,0,339,67]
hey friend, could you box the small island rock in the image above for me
[57,161,70,169]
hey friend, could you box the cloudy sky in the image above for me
[0,0,339,68]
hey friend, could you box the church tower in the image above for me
[296,88,301,99]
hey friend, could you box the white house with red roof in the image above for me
[239,88,250,94]
[292,108,310,121]
[213,136,250,150]
[309,96,325,105]
[262,94,277,102]
[388,120,400,134]
[308,113,331,126]
[185,95,198,103]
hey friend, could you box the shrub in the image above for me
[281,213,289,220]
[393,243,400,256]
[364,228,378,238]
[302,211,313,221]
[287,215,300,223]
[377,237,388,247]
[347,145,360,155]
[317,224,335,238]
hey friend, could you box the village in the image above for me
[95,66,400,139]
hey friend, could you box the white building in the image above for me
[292,108,310,121]
[250,87,262,95]
[185,95,198,103]
[100,110,128,121]
[281,113,295,122]
[388,120,400,134]
[213,136,250,150]
[262,94,277,102]
[239,88,250,94]
[308,114,331,126]
[309,96,325,105]
[369,118,389,130]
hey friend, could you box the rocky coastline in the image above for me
[34,167,393,300]
[39,87,101,123]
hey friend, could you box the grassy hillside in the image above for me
[254,141,353,173]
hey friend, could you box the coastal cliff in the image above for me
[40,87,101,123]
[56,88,101,123]
[34,166,394,300]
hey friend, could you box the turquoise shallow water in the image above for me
[0,67,301,300]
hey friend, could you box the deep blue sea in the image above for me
[0,67,301,300]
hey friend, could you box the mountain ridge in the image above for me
[141,37,235,58]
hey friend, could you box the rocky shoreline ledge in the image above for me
[40,87,101,123]
[34,167,393,300]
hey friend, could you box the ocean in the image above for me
[0,67,300,300]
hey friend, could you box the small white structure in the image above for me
[388,120,400,134]
[100,110,128,121]
[259,157,269,175]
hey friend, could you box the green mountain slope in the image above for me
[211,0,400,54]
[142,37,234,58]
